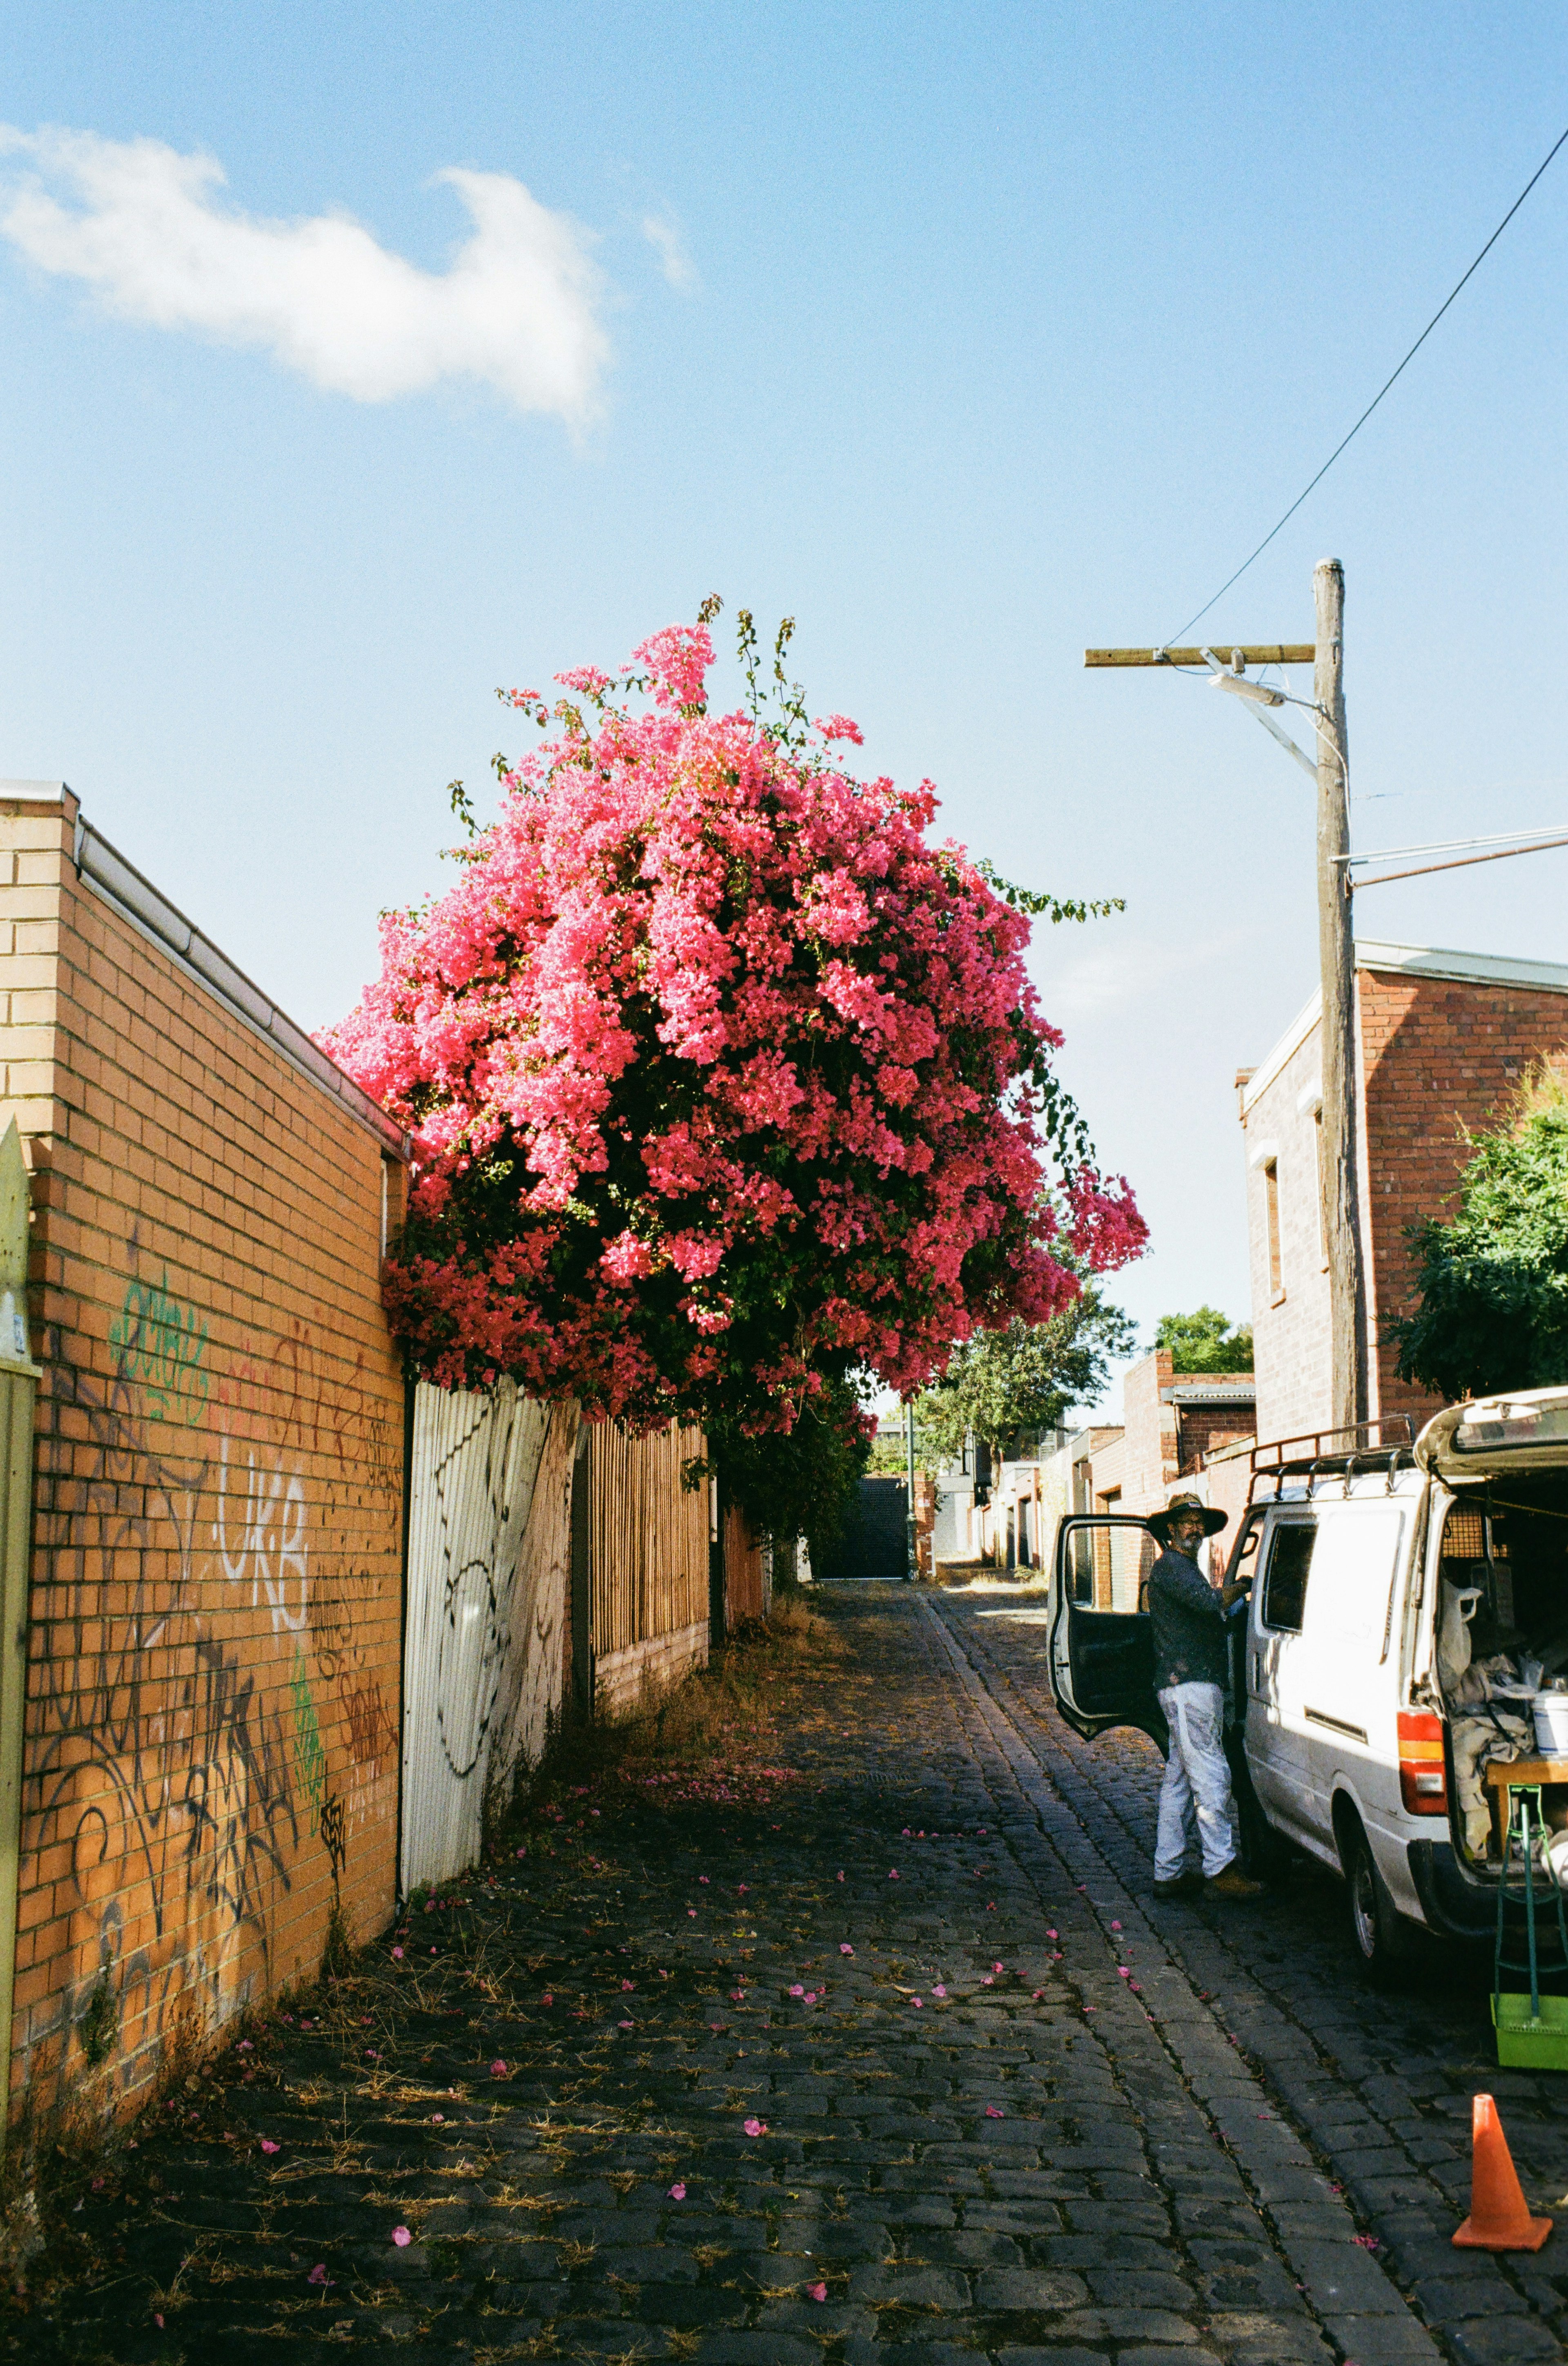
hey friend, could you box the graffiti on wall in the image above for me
[214,1434,309,1632]
[108,1269,209,1427]
[21,1249,400,2103]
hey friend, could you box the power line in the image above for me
[1167,120,1568,645]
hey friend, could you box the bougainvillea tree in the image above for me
[323,607,1145,1537]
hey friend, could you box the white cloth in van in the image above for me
[1437,1581,1483,1694]
[1155,1681,1237,1881]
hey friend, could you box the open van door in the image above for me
[1049,1513,1166,1750]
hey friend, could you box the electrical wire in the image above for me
[1167,120,1568,645]
[1339,823,1568,866]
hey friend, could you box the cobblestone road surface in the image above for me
[12,1584,1567,2366]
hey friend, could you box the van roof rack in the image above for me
[1247,1415,1415,1506]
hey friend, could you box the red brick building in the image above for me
[1239,938,1568,1453]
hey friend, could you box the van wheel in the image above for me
[1342,1815,1410,1984]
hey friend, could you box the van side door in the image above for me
[1292,1499,1411,1843]
[1244,1510,1319,1841]
[1049,1514,1166,1750]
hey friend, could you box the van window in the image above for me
[1262,1520,1316,1632]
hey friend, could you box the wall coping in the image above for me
[0,780,411,1160]
[1161,1383,1256,1406]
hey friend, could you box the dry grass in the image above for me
[496,1599,840,1847]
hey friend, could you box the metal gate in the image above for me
[400,1380,559,1894]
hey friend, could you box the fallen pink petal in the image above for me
[260,2138,280,2155]
[392,2227,412,2248]
[743,2116,768,2136]
[808,2279,828,2301]
[986,2105,1004,2118]
[668,2181,687,2200]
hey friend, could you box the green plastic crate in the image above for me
[1493,1992,1568,2070]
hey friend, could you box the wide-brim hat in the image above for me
[1147,1491,1228,1543]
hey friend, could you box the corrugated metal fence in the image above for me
[400,1381,559,1894]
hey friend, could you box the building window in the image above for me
[1265,1158,1283,1299]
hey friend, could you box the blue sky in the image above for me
[3,3,1567,1405]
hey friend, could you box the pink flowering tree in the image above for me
[323,607,1145,1539]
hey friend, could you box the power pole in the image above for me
[1313,559,1366,1432]
[1085,559,1367,1437]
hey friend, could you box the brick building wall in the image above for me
[1116,1351,1179,1514]
[1239,941,1568,1449]
[1239,999,1334,1446]
[1359,956,1568,1424]
[2,783,407,2118]
[1173,1398,1254,1474]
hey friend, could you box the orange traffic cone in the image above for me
[1453,2093,1552,2251]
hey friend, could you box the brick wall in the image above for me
[1175,1399,1254,1474]
[1359,962,1568,1425]
[2,787,406,2117]
[1240,957,1568,1451]
[1240,1009,1335,1446]
[1116,1351,1179,1516]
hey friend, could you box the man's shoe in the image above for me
[1205,1865,1265,1900]
[1152,1872,1203,1900]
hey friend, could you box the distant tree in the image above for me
[915,1286,1137,1468]
[1155,1306,1254,1374]
[1392,1064,1568,1402]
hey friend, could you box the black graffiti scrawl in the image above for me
[25,1288,302,2102]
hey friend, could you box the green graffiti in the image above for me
[109,1269,209,1426]
[290,1650,327,1835]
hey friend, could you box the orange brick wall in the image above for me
[1240,962,1568,1447]
[1359,966,1568,1426]
[1,789,406,2117]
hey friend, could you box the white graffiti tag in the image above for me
[214,1434,308,1631]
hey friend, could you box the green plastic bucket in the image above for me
[1493,1992,1568,2070]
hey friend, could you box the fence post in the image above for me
[570,1422,593,1719]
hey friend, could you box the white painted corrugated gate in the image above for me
[400,1381,573,1893]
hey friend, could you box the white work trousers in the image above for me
[1155,1681,1237,1881]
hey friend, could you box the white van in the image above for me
[1049,1390,1568,1976]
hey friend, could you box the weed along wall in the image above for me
[0,780,409,2124]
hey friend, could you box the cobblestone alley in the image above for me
[12,1586,1568,2366]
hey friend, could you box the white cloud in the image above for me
[0,126,609,422]
[641,210,696,292]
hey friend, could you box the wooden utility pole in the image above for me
[1085,561,1367,1437]
[1313,559,1365,1432]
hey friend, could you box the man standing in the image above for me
[1146,1493,1263,1902]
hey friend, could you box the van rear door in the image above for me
[1049,1514,1165,1748]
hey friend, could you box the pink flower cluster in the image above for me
[322,620,1143,1427]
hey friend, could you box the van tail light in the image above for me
[1398,1711,1448,1816]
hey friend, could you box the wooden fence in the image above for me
[588,1421,710,1707]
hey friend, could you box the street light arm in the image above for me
[1243,700,1319,780]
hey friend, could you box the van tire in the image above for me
[1340,1810,1412,1983]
